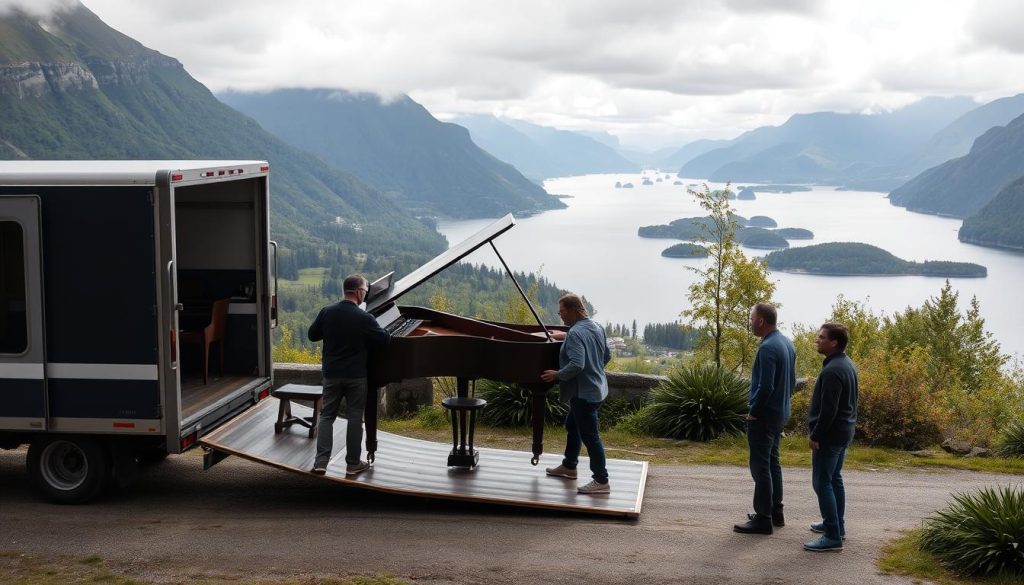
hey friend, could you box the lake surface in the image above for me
[436,173,1024,359]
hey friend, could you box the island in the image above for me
[746,215,777,228]
[661,243,708,258]
[642,178,654,186]
[737,188,757,200]
[673,180,683,185]
[735,228,789,249]
[615,181,622,188]
[622,182,634,188]
[744,185,813,193]
[774,227,814,239]
[764,242,987,277]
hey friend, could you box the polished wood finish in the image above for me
[201,398,647,517]
[367,305,568,466]
[181,375,254,421]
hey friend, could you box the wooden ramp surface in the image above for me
[201,398,648,517]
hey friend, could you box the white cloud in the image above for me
[0,0,75,16]
[73,0,1024,149]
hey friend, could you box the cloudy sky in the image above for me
[13,0,1024,149]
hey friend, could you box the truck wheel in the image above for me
[27,436,110,504]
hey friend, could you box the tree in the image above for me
[682,184,777,371]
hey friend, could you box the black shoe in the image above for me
[749,511,784,528]
[734,514,773,534]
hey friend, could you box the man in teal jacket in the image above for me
[734,302,796,535]
[541,293,612,495]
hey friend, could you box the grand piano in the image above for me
[364,214,567,465]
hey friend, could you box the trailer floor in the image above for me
[200,397,647,517]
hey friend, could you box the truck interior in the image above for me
[173,177,271,425]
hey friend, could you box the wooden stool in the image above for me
[441,396,487,468]
[272,383,324,438]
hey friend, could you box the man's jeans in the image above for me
[562,397,608,483]
[812,442,847,540]
[747,418,784,518]
[315,377,368,466]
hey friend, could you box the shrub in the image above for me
[476,380,567,427]
[997,418,1024,458]
[857,347,944,449]
[416,405,448,430]
[918,486,1024,578]
[642,364,748,441]
[785,381,813,434]
[599,398,644,431]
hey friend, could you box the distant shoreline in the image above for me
[770,268,988,278]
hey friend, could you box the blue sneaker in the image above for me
[804,535,844,552]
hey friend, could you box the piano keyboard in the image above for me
[385,317,423,337]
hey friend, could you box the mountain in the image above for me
[958,176,1024,250]
[906,93,1024,176]
[454,114,638,181]
[679,97,977,187]
[888,113,1024,217]
[657,139,731,172]
[0,2,445,263]
[219,89,565,219]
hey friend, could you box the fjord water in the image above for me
[437,173,1024,359]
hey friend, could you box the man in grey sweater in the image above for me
[804,322,858,552]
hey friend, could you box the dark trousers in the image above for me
[747,418,784,518]
[562,397,608,483]
[315,377,368,466]
[812,442,847,540]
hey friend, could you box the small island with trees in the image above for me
[764,242,988,277]
[639,214,813,251]
[661,242,709,258]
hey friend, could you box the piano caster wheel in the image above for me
[367,452,375,464]
[530,455,539,466]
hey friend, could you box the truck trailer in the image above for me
[0,160,277,503]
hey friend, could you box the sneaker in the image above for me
[804,535,844,552]
[810,522,846,539]
[734,514,773,535]
[345,460,371,476]
[310,462,328,475]
[749,511,784,528]
[545,465,578,479]
[577,480,610,494]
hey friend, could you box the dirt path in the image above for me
[1,447,1019,584]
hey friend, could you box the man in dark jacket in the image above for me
[734,302,796,535]
[308,274,390,476]
[804,322,858,552]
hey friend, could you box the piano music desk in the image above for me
[201,397,648,517]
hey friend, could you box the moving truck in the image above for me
[0,161,278,503]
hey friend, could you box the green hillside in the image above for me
[220,89,565,219]
[959,176,1024,250]
[888,113,1024,218]
[0,3,445,268]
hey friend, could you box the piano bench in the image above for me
[272,383,324,438]
[441,396,487,468]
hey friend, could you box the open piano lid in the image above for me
[366,214,516,314]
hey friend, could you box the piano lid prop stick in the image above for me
[488,241,552,341]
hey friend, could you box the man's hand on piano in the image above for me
[549,330,567,341]
[541,369,559,383]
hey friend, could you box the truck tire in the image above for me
[27,436,111,504]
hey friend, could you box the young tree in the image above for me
[682,184,777,371]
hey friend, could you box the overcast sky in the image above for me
[11,0,1024,149]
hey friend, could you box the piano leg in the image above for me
[365,382,381,463]
[527,384,549,466]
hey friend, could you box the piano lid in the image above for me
[366,213,516,314]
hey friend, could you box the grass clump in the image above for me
[476,380,566,427]
[996,418,1024,457]
[918,486,1024,578]
[641,364,748,441]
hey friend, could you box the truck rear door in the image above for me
[0,195,47,431]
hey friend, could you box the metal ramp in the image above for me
[201,398,648,517]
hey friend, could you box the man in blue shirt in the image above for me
[541,293,612,495]
[734,302,796,535]
[307,274,390,476]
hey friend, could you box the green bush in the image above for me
[642,364,748,441]
[476,380,567,427]
[599,398,644,431]
[997,418,1024,457]
[416,405,448,430]
[918,486,1024,578]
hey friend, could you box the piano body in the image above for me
[365,214,567,465]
